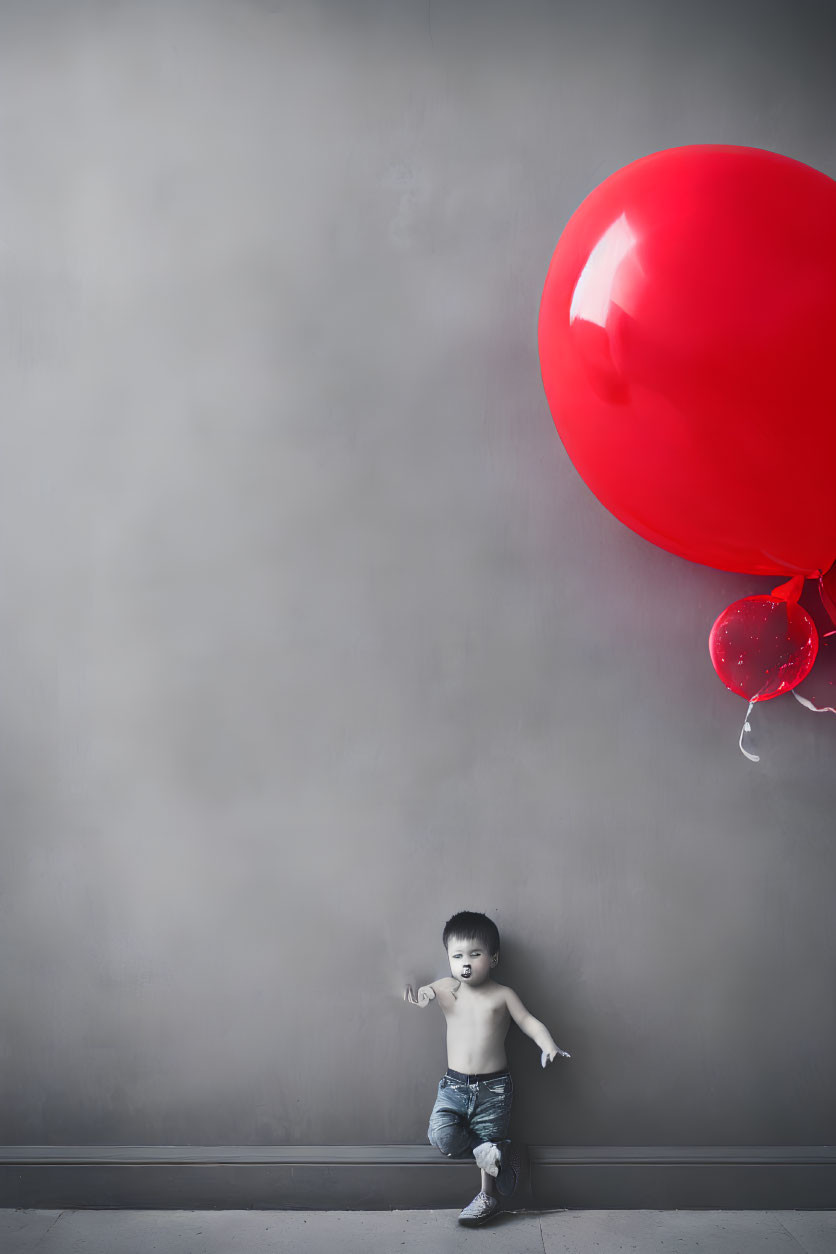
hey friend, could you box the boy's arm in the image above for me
[504,988,571,1065]
[404,976,461,1007]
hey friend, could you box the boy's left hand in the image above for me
[541,1045,571,1066]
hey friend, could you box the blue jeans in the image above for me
[427,1068,513,1159]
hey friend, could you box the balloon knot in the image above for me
[769,574,805,604]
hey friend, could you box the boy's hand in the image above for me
[541,1045,571,1066]
[404,983,436,1008]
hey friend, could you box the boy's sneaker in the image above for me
[496,1141,522,1198]
[457,1190,501,1225]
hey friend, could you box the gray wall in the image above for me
[1,0,835,1153]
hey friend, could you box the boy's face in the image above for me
[446,935,497,987]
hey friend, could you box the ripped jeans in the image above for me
[427,1068,513,1159]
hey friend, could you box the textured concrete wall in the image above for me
[1,0,835,1149]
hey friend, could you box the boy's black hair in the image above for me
[442,911,500,958]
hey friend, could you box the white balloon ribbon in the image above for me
[738,699,760,762]
[793,690,836,715]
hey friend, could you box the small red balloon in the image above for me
[538,144,836,576]
[708,594,818,702]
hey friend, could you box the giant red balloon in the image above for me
[538,145,836,576]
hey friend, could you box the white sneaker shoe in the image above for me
[458,1190,501,1225]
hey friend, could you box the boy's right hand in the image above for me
[404,983,436,1007]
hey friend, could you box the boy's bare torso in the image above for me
[433,976,512,1072]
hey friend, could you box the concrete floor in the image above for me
[2,1209,836,1253]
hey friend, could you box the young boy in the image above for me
[404,909,570,1226]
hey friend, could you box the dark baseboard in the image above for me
[1,1145,835,1210]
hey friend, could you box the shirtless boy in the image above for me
[404,910,570,1226]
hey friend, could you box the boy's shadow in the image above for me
[499,931,581,1213]
[490,1206,569,1225]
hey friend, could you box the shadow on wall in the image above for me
[495,928,581,1092]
